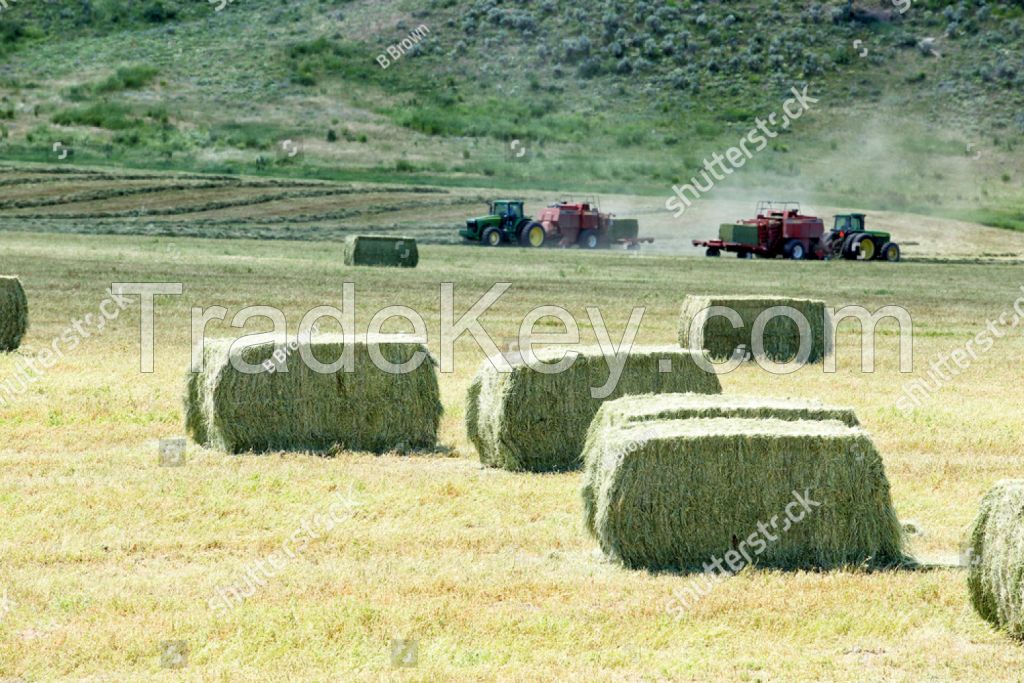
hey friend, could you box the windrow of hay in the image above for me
[967,480,1024,639]
[589,418,904,571]
[0,276,28,352]
[466,346,722,472]
[677,295,831,364]
[344,235,419,267]
[185,334,441,454]
[581,393,861,535]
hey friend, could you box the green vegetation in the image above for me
[0,0,1022,226]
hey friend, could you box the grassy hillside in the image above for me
[0,0,1023,226]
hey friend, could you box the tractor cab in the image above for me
[833,213,865,234]
[491,200,524,221]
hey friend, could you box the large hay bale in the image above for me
[344,235,418,268]
[967,480,1024,638]
[678,295,831,364]
[589,418,904,571]
[581,393,861,535]
[0,276,28,352]
[185,335,441,453]
[466,346,722,472]
[464,372,484,455]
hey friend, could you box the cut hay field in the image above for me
[6,163,1024,259]
[2,218,1023,681]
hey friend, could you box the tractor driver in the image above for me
[501,204,518,231]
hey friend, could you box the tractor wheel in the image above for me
[855,235,877,261]
[481,227,503,247]
[579,229,600,249]
[737,251,753,259]
[841,234,860,260]
[519,222,546,248]
[881,242,901,262]
[784,239,806,260]
[705,247,721,257]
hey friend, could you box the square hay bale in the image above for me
[718,223,759,245]
[466,346,722,472]
[581,393,861,535]
[0,276,28,352]
[678,295,831,364]
[967,480,1024,638]
[344,235,418,268]
[589,418,904,571]
[185,334,441,454]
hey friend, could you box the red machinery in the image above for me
[693,201,826,260]
[537,199,652,249]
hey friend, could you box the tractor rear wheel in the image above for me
[482,227,503,247]
[579,229,600,249]
[519,222,546,248]
[856,236,877,261]
[784,239,806,260]
[881,242,901,262]
[841,234,859,260]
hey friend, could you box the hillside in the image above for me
[0,0,1023,228]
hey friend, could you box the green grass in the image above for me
[0,0,1021,224]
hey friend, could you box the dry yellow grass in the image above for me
[0,225,1022,680]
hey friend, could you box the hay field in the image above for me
[7,163,1024,259]
[1,221,1024,680]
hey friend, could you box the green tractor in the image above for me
[459,199,546,247]
[826,213,901,262]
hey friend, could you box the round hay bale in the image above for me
[678,295,831,364]
[580,393,861,536]
[967,480,1024,638]
[344,235,418,268]
[0,276,28,352]
[465,346,722,472]
[184,334,441,454]
[590,418,905,571]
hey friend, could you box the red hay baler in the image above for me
[536,199,652,250]
[693,201,826,260]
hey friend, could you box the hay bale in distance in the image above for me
[967,480,1024,638]
[580,393,861,535]
[185,334,441,454]
[678,295,831,364]
[466,346,722,472]
[590,418,904,571]
[0,276,28,352]
[344,235,419,268]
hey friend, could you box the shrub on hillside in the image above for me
[96,65,159,93]
[142,1,177,23]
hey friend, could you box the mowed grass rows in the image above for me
[1,231,1023,680]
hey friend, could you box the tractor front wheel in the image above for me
[881,242,901,262]
[520,222,546,248]
[705,247,721,257]
[579,229,600,249]
[482,227,503,247]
